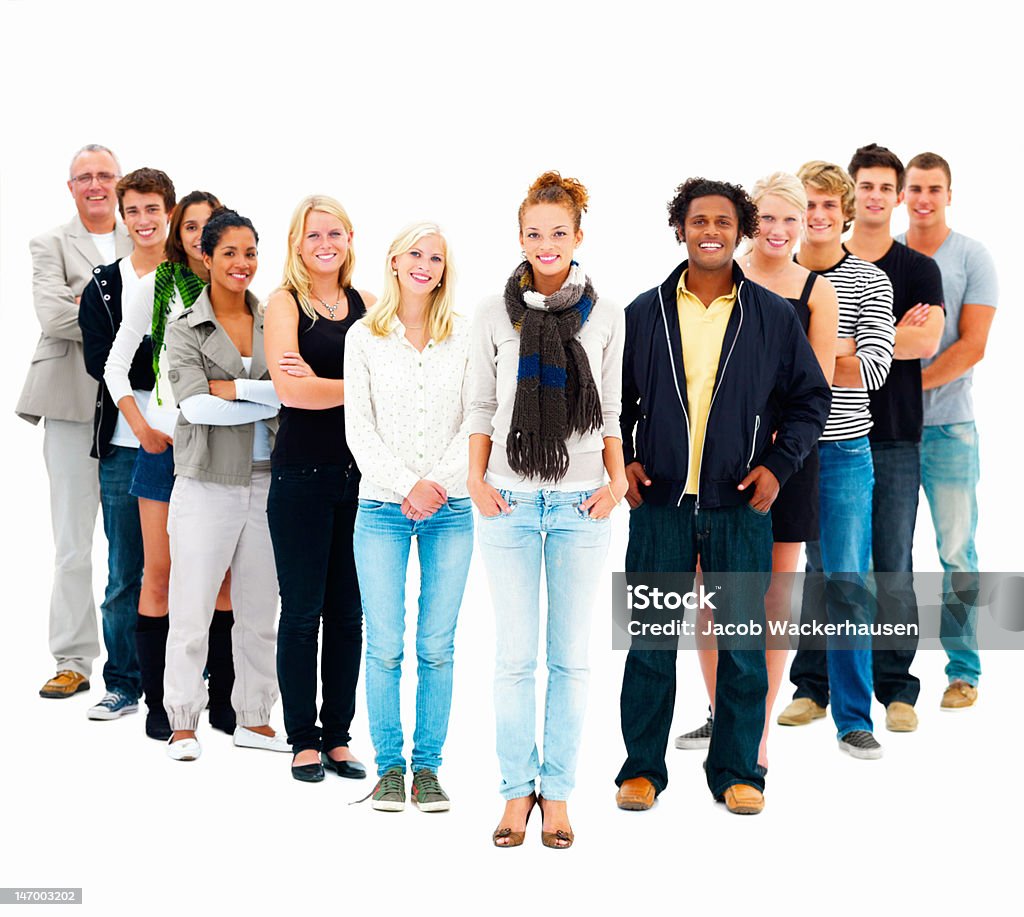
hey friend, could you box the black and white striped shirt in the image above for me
[819,251,895,441]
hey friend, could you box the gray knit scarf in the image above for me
[503,260,603,481]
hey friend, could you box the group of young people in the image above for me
[19,141,996,845]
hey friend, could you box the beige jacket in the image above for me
[16,214,131,424]
[166,287,278,485]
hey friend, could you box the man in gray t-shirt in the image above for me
[898,151,998,709]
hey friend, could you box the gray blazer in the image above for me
[166,287,279,486]
[15,214,131,424]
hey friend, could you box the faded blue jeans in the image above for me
[790,437,875,737]
[476,488,611,802]
[354,498,474,775]
[921,422,981,686]
[98,446,143,700]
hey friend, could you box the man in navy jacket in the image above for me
[614,178,831,815]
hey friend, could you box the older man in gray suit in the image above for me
[16,144,131,698]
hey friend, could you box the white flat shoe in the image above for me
[233,726,291,753]
[167,736,201,761]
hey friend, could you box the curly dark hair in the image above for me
[667,178,759,243]
[200,208,259,256]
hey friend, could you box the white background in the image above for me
[1,1,1020,914]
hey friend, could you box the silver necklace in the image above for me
[314,288,343,320]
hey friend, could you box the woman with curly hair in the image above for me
[467,172,627,848]
[103,190,236,741]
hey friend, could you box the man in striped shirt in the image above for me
[780,161,895,759]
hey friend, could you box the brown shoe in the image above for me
[885,701,919,732]
[615,777,656,811]
[722,784,765,815]
[537,796,574,849]
[941,680,978,710]
[39,670,90,699]
[492,793,536,848]
[777,697,827,726]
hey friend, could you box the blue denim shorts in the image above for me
[129,445,175,502]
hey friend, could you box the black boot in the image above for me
[207,610,236,733]
[136,615,171,741]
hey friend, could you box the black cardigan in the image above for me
[78,260,155,459]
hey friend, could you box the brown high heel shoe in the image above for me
[492,792,537,847]
[537,795,574,849]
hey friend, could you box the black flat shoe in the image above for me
[292,756,325,783]
[145,710,172,741]
[321,752,366,779]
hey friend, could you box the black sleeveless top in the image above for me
[271,288,366,469]
[786,271,816,334]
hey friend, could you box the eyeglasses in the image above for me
[70,172,120,186]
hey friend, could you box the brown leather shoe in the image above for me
[615,777,656,811]
[722,784,765,815]
[885,701,919,732]
[39,670,90,699]
[941,680,978,710]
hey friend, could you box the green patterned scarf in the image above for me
[151,261,205,404]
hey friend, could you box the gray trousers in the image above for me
[164,471,279,730]
[43,418,100,677]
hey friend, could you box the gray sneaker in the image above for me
[371,767,406,811]
[674,716,713,750]
[838,730,883,760]
[411,770,451,812]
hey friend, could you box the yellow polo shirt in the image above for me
[677,270,737,494]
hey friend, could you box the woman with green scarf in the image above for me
[102,190,234,742]
[466,172,627,848]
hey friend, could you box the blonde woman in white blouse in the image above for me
[345,222,472,813]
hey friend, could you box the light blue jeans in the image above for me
[476,488,611,802]
[818,437,875,737]
[921,422,981,686]
[353,498,474,775]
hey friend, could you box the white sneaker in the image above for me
[233,726,291,753]
[167,736,202,761]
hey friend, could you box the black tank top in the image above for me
[271,289,366,469]
[786,271,816,334]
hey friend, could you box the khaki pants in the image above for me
[43,418,100,677]
[165,471,279,730]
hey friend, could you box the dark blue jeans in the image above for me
[617,497,772,799]
[98,446,144,699]
[268,464,363,753]
[791,442,921,707]
[871,441,921,705]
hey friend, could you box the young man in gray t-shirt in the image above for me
[898,151,998,709]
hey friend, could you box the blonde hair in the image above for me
[280,195,356,322]
[365,222,456,343]
[796,160,856,230]
[751,171,808,213]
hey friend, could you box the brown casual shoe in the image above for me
[722,784,765,815]
[941,680,978,710]
[615,777,656,811]
[885,701,919,732]
[777,697,827,726]
[39,670,90,699]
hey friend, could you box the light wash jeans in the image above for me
[921,422,981,686]
[476,488,611,802]
[791,437,875,737]
[353,498,474,775]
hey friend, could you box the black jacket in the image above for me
[78,260,155,459]
[621,260,831,509]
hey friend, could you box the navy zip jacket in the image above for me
[79,260,155,459]
[621,260,831,509]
